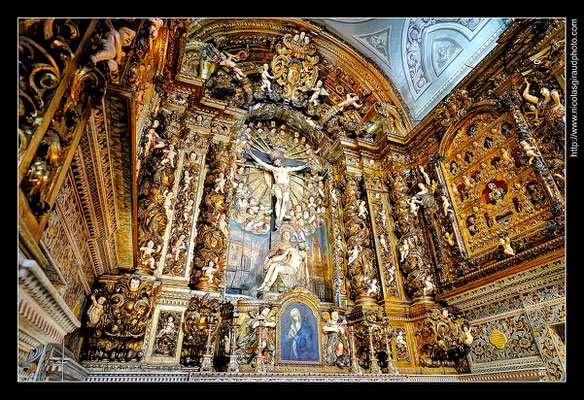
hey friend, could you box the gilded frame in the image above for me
[275,288,324,366]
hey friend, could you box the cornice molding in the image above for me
[18,258,81,344]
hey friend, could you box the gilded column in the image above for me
[362,173,403,305]
[190,141,237,292]
[339,173,381,308]
[326,163,349,308]
[387,165,439,310]
[501,88,565,213]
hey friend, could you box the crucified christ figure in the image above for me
[248,150,308,227]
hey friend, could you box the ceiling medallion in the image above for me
[271,32,319,103]
[488,329,507,350]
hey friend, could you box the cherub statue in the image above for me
[334,235,345,259]
[499,235,515,256]
[218,213,230,237]
[219,51,246,80]
[461,325,474,347]
[171,234,187,262]
[347,245,362,266]
[161,189,175,221]
[90,27,136,82]
[379,234,389,252]
[259,63,274,92]
[336,93,363,112]
[441,195,453,217]
[407,197,422,215]
[140,239,161,270]
[128,276,142,291]
[444,231,455,247]
[396,330,407,348]
[160,144,177,168]
[87,291,106,326]
[202,260,219,283]
[214,172,227,194]
[183,198,194,222]
[143,119,166,159]
[519,138,540,165]
[421,273,435,296]
[156,315,176,339]
[357,200,368,219]
[399,237,410,263]
[365,276,380,297]
[308,80,329,106]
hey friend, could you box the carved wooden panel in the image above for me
[441,111,553,257]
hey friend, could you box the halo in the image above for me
[279,223,294,237]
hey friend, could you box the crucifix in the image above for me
[247,149,309,228]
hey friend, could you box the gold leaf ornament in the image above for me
[489,329,508,349]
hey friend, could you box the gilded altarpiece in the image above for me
[439,108,555,259]
[20,18,567,382]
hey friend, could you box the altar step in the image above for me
[84,368,548,382]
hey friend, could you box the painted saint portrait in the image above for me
[280,302,319,362]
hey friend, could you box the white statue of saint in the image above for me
[248,151,308,227]
[257,228,309,292]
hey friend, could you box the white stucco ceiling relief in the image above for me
[318,18,513,125]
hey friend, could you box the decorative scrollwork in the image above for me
[414,307,473,370]
[271,32,319,103]
[82,276,160,362]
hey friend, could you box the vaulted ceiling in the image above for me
[315,18,513,125]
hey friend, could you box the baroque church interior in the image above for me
[17,17,567,382]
